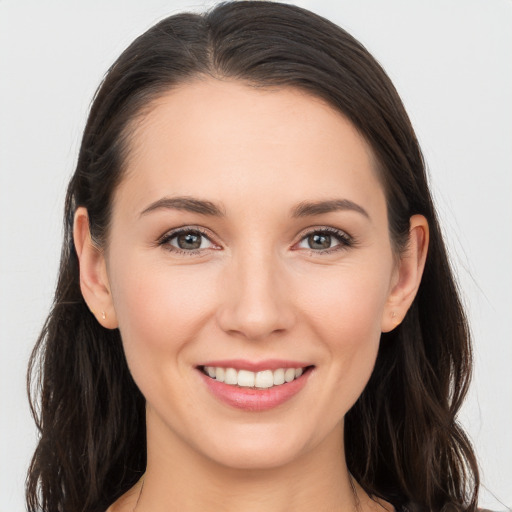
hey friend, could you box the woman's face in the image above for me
[103,79,401,469]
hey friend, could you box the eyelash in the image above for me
[157,226,217,256]
[157,226,355,256]
[295,227,354,256]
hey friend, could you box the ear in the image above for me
[381,214,429,332]
[73,207,118,329]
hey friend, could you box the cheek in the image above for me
[107,254,219,372]
[299,259,390,337]
[296,261,391,399]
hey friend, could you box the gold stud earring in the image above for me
[391,311,402,327]
[101,311,106,320]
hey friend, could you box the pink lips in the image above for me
[197,360,313,412]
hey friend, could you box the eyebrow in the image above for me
[140,196,369,219]
[291,199,369,219]
[140,196,226,217]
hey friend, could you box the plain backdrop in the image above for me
[0,1,511,510]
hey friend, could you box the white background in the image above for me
[0,1,510,510]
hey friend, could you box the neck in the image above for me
[131,417,360,512]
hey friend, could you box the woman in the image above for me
[27,2,480,511]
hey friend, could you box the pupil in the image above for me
[178,232,201,250]
[309,233,331,250]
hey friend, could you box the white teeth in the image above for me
[215,367,225,382]
[237,369,255,387]
[224,367,238,385]
[284,368,296,383]
[255,370,273,388]
[203,366,308,388]
[273,368,285,385]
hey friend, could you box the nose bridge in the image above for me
[217,245,295,340]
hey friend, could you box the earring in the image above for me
[101,311,106,320]
[391,311,402,327]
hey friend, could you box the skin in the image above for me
[74,79,428,512]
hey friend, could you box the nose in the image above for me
[216,250,296,341]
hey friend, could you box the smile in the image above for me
[200,366,308,389]
[198,362,314,412]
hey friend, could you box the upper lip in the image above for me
[197,359,313,372]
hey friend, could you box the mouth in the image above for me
[196,359,315,411]
[198,365,314,390]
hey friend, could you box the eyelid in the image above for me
[293,226,355,254]
[157,225,221,254]
[155,224,355,256]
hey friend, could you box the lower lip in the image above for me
[198,368,313,412]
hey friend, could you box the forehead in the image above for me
[115,79,385,218]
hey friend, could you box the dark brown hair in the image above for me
[27,2,479,511]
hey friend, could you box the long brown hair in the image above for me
[27,2,479,511]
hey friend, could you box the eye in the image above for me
[159,227,218,254]
[296,227,353,254]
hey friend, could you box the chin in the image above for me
[206,440,305,471]
[193,420,329,472]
